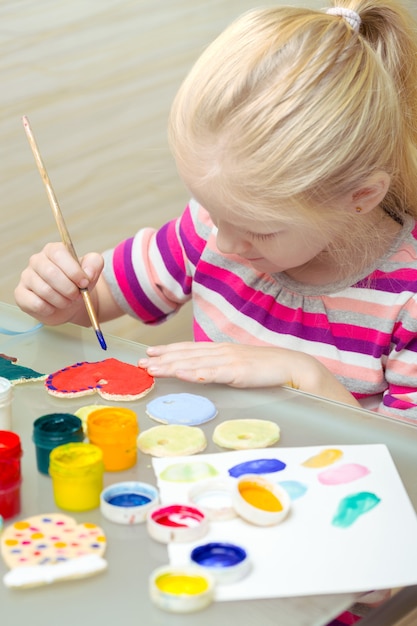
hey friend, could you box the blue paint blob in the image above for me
[107,493,151,507]
[279,480,308,501]
[228,458,286,478]
[191,543,247,568]
[332,491,381,528]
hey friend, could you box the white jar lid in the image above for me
[149,565,215,612]
[147,503,209,543]
[100,481,158,524]
[188,477,236,521]
[232,474,291,526]
[190,541,251,584]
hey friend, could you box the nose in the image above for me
[216,222,251,256]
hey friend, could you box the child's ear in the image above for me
[350,171,391,214]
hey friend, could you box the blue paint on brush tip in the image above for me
[96,330,107,350]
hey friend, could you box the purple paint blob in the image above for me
[318,463,370,485]
[228,458,286,478]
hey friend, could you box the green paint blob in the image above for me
[160,462,218,483]
[332,491,381,528]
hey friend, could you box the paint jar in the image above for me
[32,413,84,475]
[0,378,13,431]
[87,407,139,471]
[100,481,159,524]
[232,474,291,526]
[150,565,215,613]
[0,430,22,520]
[49,442,104,511]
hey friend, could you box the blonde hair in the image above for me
[168,1,417,248]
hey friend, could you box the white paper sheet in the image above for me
[152,444,417,600]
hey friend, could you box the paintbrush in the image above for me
[22,115,107,351]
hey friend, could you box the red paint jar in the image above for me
[0,430,23,520]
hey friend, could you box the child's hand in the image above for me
[139,341,360,407]
[14,242,104,326]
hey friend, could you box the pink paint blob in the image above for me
[318,463,370,485]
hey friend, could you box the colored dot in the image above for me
[22,541,31,546]
[13,521,30,530]
[97,536,106,543]
[41,517,53,523]
[90,543,101,549]
[54,542,67,548]
[5,539,18,546]
[84,523,97,529]
[36,544,47,549]
[33,551,41,556]
[31,533,44,539]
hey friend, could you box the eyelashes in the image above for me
[247,231,279,241]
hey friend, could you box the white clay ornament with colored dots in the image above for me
[1,513,107,588]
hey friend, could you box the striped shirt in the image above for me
[103,199,417,424]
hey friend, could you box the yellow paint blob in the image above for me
[156,572,209,595]
[31,533,44,539]
[302,448,343,468]
[239,481,283,512]
[5,539,18,546]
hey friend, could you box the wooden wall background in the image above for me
[1,0,415,345]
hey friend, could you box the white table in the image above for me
[1,303,416,626]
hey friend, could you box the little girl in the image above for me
[15,0,417,424]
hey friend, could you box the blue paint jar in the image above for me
[32,413,84,475]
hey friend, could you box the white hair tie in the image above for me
[326,7,361,33]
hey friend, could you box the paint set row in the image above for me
[101,472,291,613]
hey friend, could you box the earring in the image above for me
[355,206,362,213]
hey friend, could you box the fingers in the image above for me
[14,243,104,325]
[139,342,264,387]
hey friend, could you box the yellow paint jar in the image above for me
[87,407,139,471]
[150,565,214,612]
[49,442,104,511]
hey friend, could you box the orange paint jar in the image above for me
[49,442,104,511]
[87,407,139,471]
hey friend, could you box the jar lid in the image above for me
[0,430,22,460]
[232,474,291,526]
[49,442,103,476]
[0,377,12,398]
[188,477,236,521]
[149,565,214,612]
[190,542,251,584]
[147,504,209,543]
[33,413,84,444]
[100,481,159,524]
[87,408,139,441]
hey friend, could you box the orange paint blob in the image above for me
[238,481,283,512]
